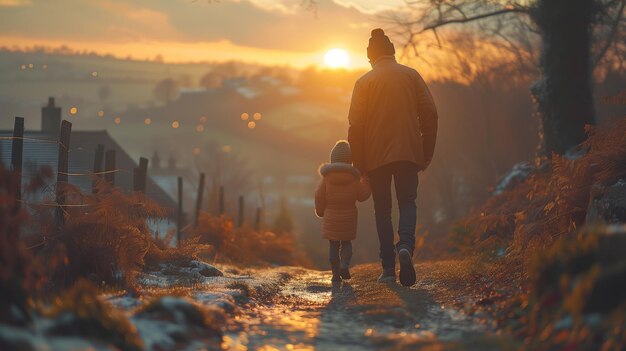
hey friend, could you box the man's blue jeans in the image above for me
[368,161,419,270]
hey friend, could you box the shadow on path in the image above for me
[225,263,514,350]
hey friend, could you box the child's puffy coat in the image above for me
[315,163,371,241]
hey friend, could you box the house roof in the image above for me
[0,129,177,216]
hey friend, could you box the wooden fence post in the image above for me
[255,207,262,231]
[177,176,183,247]
[219,185,225,215]
[11,117,24,240]
[55,120,72,235]
[92,144,104,193]
[11,117,24,203]
[238,196,244,227]
[133,157,148,193]
[104,150,116,185]
[194,173,205,228]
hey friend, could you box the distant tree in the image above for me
[390,0,625,155]
[153,78,179,105]
[199,72,224,89]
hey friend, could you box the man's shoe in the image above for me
[377,268,396,283]
[398,248,416,287]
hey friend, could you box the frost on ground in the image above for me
[0,260,287,351]
[0,260,513,351]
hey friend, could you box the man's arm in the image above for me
[314,178,326,218]
[347,79,368,173]
[414,72,438,169]
[356,176,371,202]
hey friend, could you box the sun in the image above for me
[324,48,350,68]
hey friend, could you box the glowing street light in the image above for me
[144,118,152,125]
[172,121,180,129]
[114,117,122,124]
[241,113,249,120]
[247,121,256,129]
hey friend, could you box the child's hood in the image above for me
[318,162,360,185]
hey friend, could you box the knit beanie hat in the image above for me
[330,140,352,164]
[367,28,395,63]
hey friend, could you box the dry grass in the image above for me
[451,119,626,260]
[448,120,626,349]
[0,164,56,325]
[37,180,168,292]
[188,212,311,267]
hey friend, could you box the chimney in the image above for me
[42,97,61,134]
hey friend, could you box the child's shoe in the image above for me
[340,267,351,280]
[331,258,342,282]
[377,267,396,283]
[331,271,342,282]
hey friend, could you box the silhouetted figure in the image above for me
[315,141,371,282]
[348,28,439,287]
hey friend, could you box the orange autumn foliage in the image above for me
[188,212,310,267]
[451,119,626,260]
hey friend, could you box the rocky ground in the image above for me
[0,259,517,351]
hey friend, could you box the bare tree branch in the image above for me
[592,0,626,67]
[420,7,529,33]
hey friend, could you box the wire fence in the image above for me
[4,130,226,251]
[3,133,152,249]
[2,135,128,177]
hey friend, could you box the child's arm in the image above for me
[314,178,326,217]
[356,176,371,202]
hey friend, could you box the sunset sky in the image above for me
[0,0,409,68]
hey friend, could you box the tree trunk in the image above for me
[531,0,596,155]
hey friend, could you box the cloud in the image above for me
[94,0,183,41]
[0,0,395,65]
[333,0,405,14]
[241,0,304,14]
[0,0,31,7]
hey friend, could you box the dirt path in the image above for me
[223,263,516,351]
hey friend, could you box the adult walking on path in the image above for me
[348,28,439,287]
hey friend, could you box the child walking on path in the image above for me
[315,141,371,282]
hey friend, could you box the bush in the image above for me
[189,212,310,267]
[43,180,168,291]
[526,226,626,350]
[452,119,626,260]
[0,164,54,325]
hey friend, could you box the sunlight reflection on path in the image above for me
[222,265,500,351]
